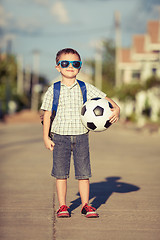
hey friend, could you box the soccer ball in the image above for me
[80,98,113,132]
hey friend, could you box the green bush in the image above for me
[144,76,160,89]
[115,82,143,102]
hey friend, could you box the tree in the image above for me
[85,39,116,96]
[0,54,17,113]
[102,39,115,86]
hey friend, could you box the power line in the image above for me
[5,26,111,38]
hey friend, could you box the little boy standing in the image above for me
[41,48,120,218]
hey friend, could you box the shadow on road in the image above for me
[69,176,140,213]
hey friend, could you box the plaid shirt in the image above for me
[41,79,106,135]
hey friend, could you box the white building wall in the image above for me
[141,61,152,80]
[123,69,132,83]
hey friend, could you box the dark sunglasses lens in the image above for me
[61,61,69,68]
[73,61,81,68]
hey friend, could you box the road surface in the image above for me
[0,122,160,240]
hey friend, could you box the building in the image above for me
[118,20,160,84]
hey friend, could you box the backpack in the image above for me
[48,79,87,138]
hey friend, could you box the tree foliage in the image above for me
[0,53,49,115]
[102,39,115,85]
[115,76,160,102]
[0,54,17,113]
[85,39,116,95]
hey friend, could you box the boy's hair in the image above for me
[56,48,81,64]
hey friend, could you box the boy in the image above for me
[41,48,120,218]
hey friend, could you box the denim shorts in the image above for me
[51,133,91,179]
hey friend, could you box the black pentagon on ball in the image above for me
[108,102,113,109]
[87,122,97,130]
[81,105,87,116]
[93,106,104,116]
[91,97,101,101]
[104,120,112,128]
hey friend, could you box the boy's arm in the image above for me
[105,96,120,124]
[43,110,55,151]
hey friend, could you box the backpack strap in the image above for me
[48,81,61,138]
[51,81,61,116]
[77,79,87,104]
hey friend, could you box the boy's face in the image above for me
[55,53,81,79]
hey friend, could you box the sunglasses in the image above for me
[57,60,82,69]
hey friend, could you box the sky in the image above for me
[0,0,160,82]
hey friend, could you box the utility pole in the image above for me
[31,50,40,111]
[6,39,12,55]
[6,39,12,113]
[24,65,31,93]
[115,11,121,87]
[95,41,103,90]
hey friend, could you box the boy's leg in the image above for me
[52,134,71,208]
[56,178,70,218]
[72,134,91,206]
[78,179,89,207]
[79,179,99,218]
[56,178,67,207]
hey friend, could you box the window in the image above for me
[152,68,157,75]
[132,71,141,79]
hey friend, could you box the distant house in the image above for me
[118,20,160,84]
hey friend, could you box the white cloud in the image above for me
[33,0,50,6]
[152,5,160,15]
[15,19,42,33]
[51,1,70,24]
[0,5,12,27]
[0,3,43,37]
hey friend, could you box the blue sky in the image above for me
[1,0,160,81]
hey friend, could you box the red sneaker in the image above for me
[57,205,70,218]
[81,204,99,218]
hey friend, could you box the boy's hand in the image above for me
[109,107,120,124]
[44,137,55,151]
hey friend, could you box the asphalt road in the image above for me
[0,123,160,240]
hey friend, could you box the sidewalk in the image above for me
[0,123,160,240]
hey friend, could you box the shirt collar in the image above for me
[61,79,78,89]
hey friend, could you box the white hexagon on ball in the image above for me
[80,98,113,132]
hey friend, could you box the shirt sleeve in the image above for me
[86,82,107,100]
[40,85,53,111]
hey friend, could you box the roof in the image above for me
[133,35,146,53]
[147,21,160,43]
[120,48,132,63]
[118,20,160,64]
